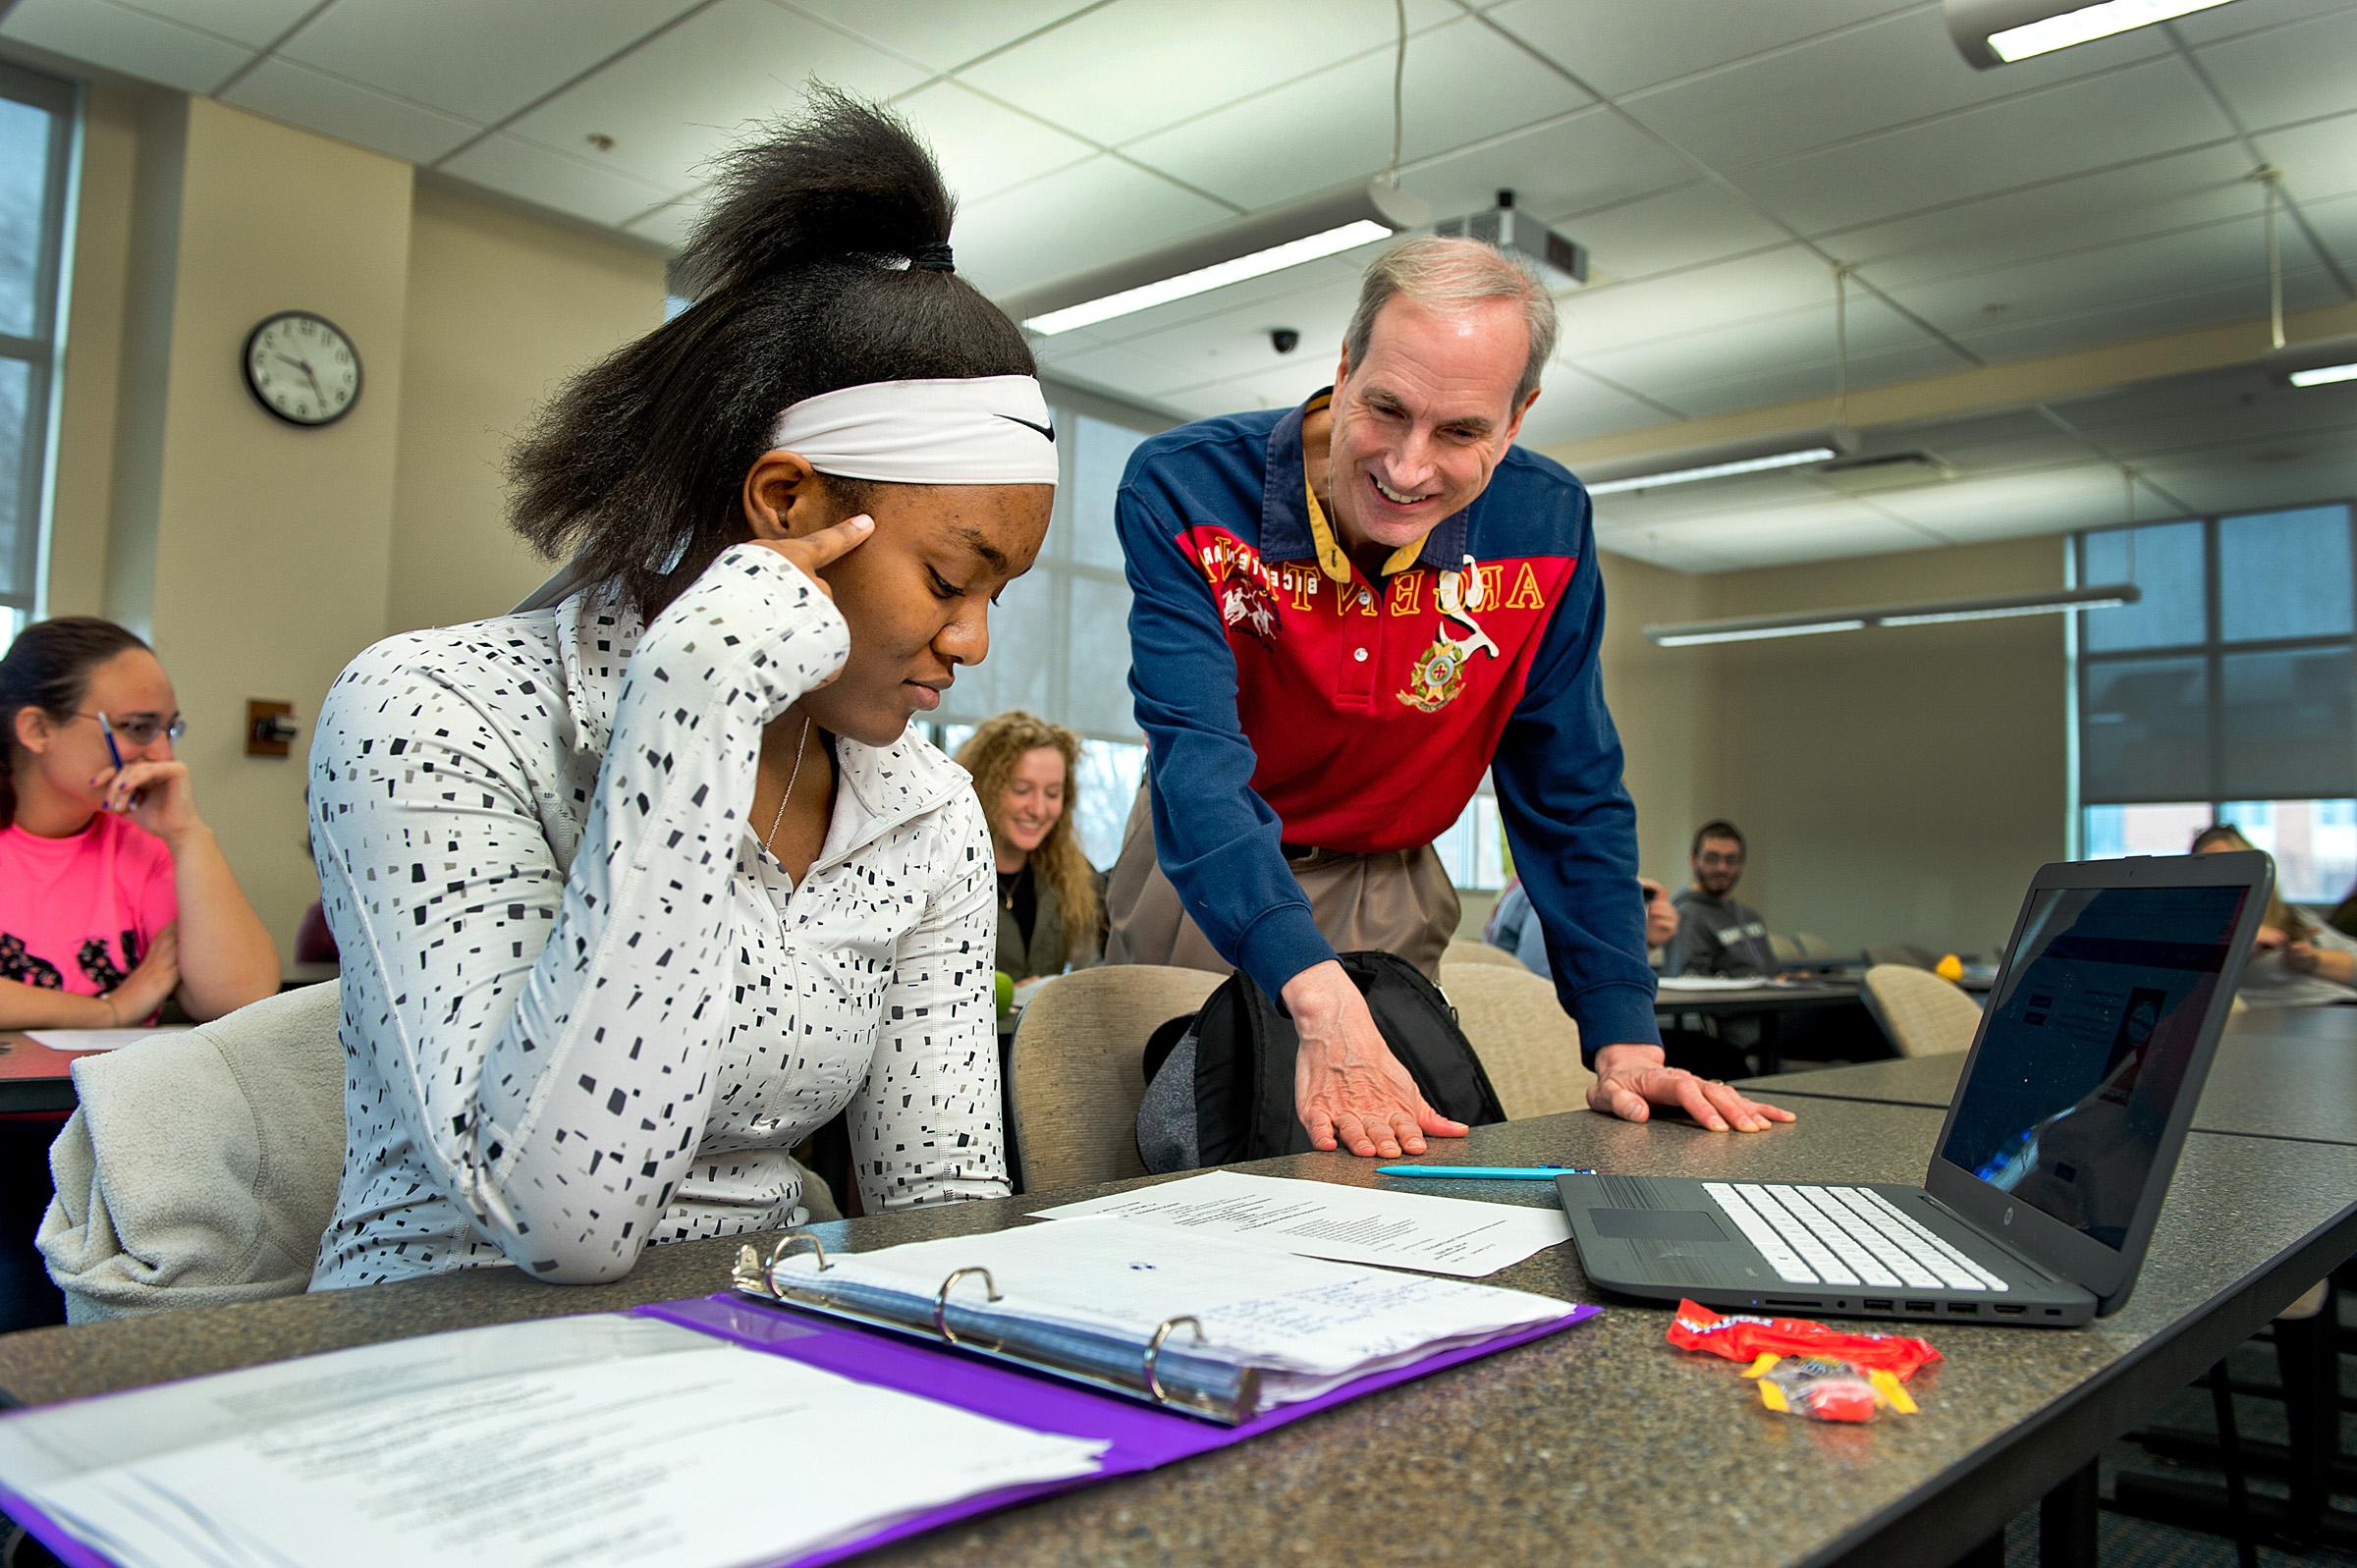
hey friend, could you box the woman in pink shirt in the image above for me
[0,618,279,1027]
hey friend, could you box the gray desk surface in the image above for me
[1739,1007,2357,1147]
[1654,979,1860,1015]
[2,1101,2349,1568]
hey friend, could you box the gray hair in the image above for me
[1341,235,1559,406]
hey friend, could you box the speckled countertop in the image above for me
[1742,1009,2357,1147]
[2,1100,2350,1568]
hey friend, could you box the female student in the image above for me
[2192,824,2357,1004]
[0,617,278,1027]
[307,91,1057,1289]
[955,711,1104,984]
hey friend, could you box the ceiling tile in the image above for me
[1393,108,1693,238]
[1516,371,1676,449]
[1553,244,1836,358]
[0,0,250,94]
[2261,111,2357,206]
[1950,266,2338,361]
[1616,5,2172,174]
[2298,189,2357,271]
[1867,463,2151,537]
[953,155,1232,300]
[1731,56,2235,236]
[501,0,927,190]
[1596,533,1737,573]
[2193,4,2357,130]
[1649,500,1941,568]
[2131,443,2357,514]
[790,0,1098,71]
[1589,468,1839,530]
[1825,143,2263,293]
[1548,183,1789,287]
[221,58,480,165]
[278,0,700,125]
[113,0,315,47]
[1640,339,1973,418]
[1886,211,2327,343]
[1882,409,2101,473]
[894,81,1093,206]
[1577,294,1938,395]
[958,0,1457,148]
[624,189,707,250]
[439,132,675,227]
[1035,341,1204,413]
[2167,0,2357,47]
[1122,16,1589,213]
[1150,358,1333,420]
[1485,0,1917,100]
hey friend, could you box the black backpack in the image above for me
[1134,950,1507,1173]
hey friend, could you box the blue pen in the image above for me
[1374,1164,1595,1180]
[95,713,130,809]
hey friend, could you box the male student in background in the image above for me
[1108,235,1790,1158]
[1666,820,1778,978]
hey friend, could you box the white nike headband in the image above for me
[767,374,1060,487]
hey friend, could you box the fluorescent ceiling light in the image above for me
[1000,181,1428,339]
[2262,331,2357,389]
[2289,362,2357,388]
[1646,584,2139,646]
[1656,620,1867,647]
[1023,222,1391,336]
[1587,446,1838,497]
[1945,0,2241,68]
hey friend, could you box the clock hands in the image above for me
[271,351,330,406]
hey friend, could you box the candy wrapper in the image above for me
[1743,1354,1918,1423]
[1666,1299,1943,1381]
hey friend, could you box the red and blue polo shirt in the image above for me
[1118,390,1661,1058]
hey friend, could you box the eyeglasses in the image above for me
[1696,850,1745,868]
[77,711,187,747]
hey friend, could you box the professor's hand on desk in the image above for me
[1284,960,1469,1159]
[1588,1044,1794,1133]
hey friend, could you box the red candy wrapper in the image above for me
[1666,1298,1943,1381]
[1744,1354,1918,1423]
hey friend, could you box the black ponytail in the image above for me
[0,617,148,824]
[508,84,1035,623]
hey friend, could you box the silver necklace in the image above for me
[763,716,813,855]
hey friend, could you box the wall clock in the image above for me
[242,310,361,427]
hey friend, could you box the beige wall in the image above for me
[387,182,663,631]
[46,91,665,961]
[1682,535,2073,955]
[1597,549,1715,884]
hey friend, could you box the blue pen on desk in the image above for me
[1374,1164,1595,1180]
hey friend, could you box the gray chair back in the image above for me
[1008,965,1222,1194]
[1440,961,1594,1119]
[1859,963,1982,1058]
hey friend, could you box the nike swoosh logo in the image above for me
[997,413,1057,443]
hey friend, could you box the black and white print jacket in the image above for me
[308,544,1006,1289]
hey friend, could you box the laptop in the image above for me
[1559,851,2273,1326]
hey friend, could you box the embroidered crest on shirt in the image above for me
[1398,633,1470,712]
[1214,558,1281,642]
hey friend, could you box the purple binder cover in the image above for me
[630,1291,1598,1568]
[0,1293,1596,1568]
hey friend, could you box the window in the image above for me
[920,391,1165,870]
[0,63,75,646]
[2074,503,2357,903]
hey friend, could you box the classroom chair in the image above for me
[1439,961,1594,1119]
[1008,965,1223,1195]
[1863,942,1939,969]
[1860,963,1982,1057]
[38,982,345,1323]
[1443,937,1522,969]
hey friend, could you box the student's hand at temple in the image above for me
[1588,1044,1795,1132]
[754,513,874,605]
[1284,960,1469,1159]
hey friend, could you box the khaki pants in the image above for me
[1104,783,1460,984]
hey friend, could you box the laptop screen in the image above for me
[1935,881,2251,1250]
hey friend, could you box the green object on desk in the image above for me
[994,970,1014,1017]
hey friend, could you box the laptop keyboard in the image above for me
[1703,1182,2009,1292]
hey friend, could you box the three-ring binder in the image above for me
[730,1233,1263,1423]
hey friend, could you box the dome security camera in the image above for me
[1270,328,1300,354]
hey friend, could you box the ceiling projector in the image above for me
[1434,190,1587,291]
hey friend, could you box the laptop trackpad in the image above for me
[1590,1209,1730,1243]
